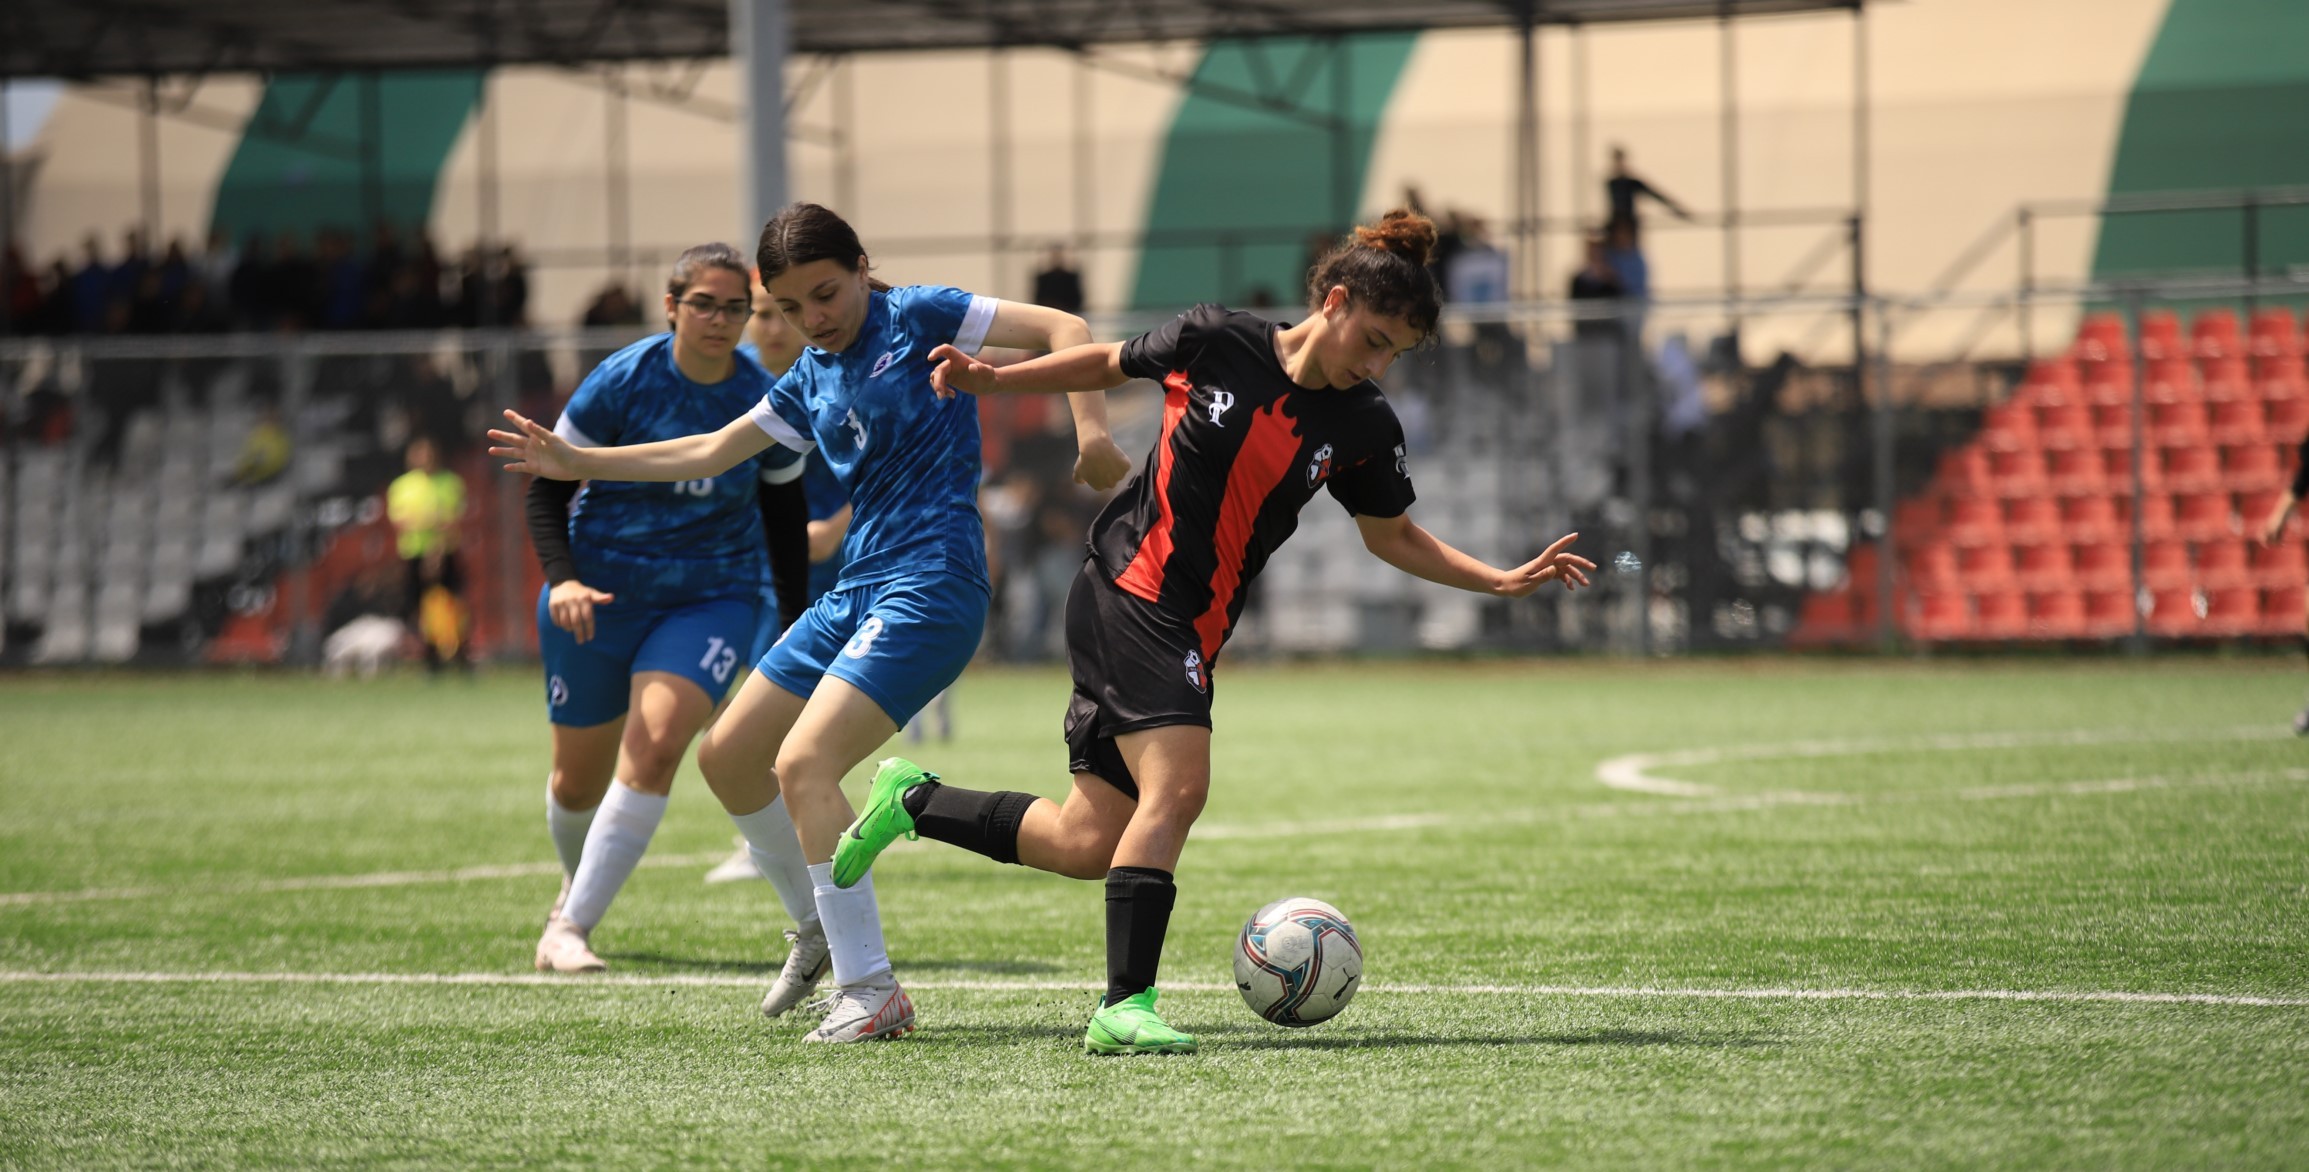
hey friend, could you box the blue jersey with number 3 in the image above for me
[554,333,802,607]
[746,285,995,592]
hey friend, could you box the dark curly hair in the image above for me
[1304,209,1443,343]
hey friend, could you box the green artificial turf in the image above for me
[1,659,2304,1168]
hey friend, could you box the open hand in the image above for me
[488,409,584,480]
[927,344,1001,400]
[1493,532,1595,598]
[1073,436,1132,492]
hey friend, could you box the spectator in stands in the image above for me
[1444,217,1509,306]
[2,245,36,333]
[272,230,322,331]
[229,402,293,486]
[198,227,239,298]
[386,435,470,675]
[70,235,110,333]
[1032,244,1085,315]
[581,282,643,327]
[1603,218,1649,302]
[1569,229,1626,325]
[1605,145,1692,248]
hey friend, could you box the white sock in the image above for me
[729,797,821,933]
[562,780,666,929]
[546,782,595,877]
[809,862,891,987]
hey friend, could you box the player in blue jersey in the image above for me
[493,202,1130,1041]
[525,243,823,987]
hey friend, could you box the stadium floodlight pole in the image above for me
[730,0,792,243]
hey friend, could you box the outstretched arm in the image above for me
[928,340,1128,400]
[1356,515,1594,597]
[953,300,1131,488]
[490,409,776,482]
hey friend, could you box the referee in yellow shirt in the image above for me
[387,436,470,673]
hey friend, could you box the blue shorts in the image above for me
[539,587,761,727]
[756,571,988,727]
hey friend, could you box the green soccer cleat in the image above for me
[1084,989,1197,1056]
[830,757,933,888]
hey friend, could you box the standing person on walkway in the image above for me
[386,436,471,675]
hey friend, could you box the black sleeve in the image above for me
[525,476,582,586]
[2293,435,2309,498]
[758,476,811,632]
[1117,303,1216,382]
[1327,405,1416,519]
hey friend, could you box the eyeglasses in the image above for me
[678,296,755,323]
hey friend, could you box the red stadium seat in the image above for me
[2076,313,2128,355]
[2028,590,2088,639]
[1980,400,2037,452]
[2202,360,2252,403]
[1959,543,2017,589]
[2161,445,2222,493]
[2250,537,2307,587]
[2260,373,2307,404]
[2060,495,2123,543]
[2073,541,2132,591]
[1892,498,1943,549]
[2224,443,2284,491]
[2093,404,2137,449]
[2140,308,2181,349]
[2019,359,2081,407]
[1906,543,1962,593]
[2193,308,2241,361]
[1846,543,1882,589]
[2144,365,2199,404]
[2172,491,2234,542]
[2105,448,2162,495]
[2142,540,2193,589]
[1908,592,1971,642]
[2036,401,2095,449]
[2133,492,2177,539]
[2084,588,2137,637]
[2249,307,2300,355]
[2046,447,2107,496]
[1946,496,2005,547]
[2208,398,2266,445]
[2014,541,2074,591]
[2145,587,2204,636]
[1792,590,1860,645]
[1973,591,2030,639]
[2201,586,2259,635]
[2262,585,2306,636]
[1938,447,1994,497]
[2005,497,2063,543]
[2149,400,2211,448]
[2262,392,2309,436]
[2084,362,2134,407]
[1989,449,2048,497]
[2193,539,2251,588]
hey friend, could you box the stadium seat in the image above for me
[1981,400,2037,452]
[2046,447,2107,496]
[1989,449,2048,496]
[1938,447,1994,497]
[2060,495,2123,543]
[2194,539,2251,588]
[2019,359,2081,407]
[2076,313,2128,357]
[2172,491,2234,542]
[2202,359,2252,403]
[2149,400,2212,448]
[1946,496,2004,547]
[2201,585,2259,636]
[2250,537,2306,587]
[2014,541,2074,591]
[1793,590,1860,645]
[2145,587,2204,636]
[2132,492,2177,540]
[1846,543,1883,590]
[2162,445,2223,493]
[2083,588,2135,637]
[1892,499,1942,548]
[1973,591,2030,639]
[2224,443,2284,491]
[2208,398,2267,445]
[2073,541,2132,591]
[2027,590,2088,639]
[2142,540,2192,589]
[2193,309,2241,362]
[2005,497,2062,543]
[2036,401,2095,449]
[1908,592,1971,641]
[2093,404,2137,448]
[2262,585,2306,636]
[2263,392,2309,436]
[1906,543,1961,593]
[1959,543,2017,589]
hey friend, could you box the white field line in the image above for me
[0,968,2301,1009]
[1594,724,2296,797]
[0,851,728,908]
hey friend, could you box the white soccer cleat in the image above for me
[802,979,915,1042]
[761,924,832,1018]
[703,839,762,885]
[534,915,607,973]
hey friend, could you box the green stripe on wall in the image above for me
[2090,0,2309,285]
[1130,34,1419,312]
[209,71,484,247]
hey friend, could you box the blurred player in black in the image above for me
[829,209,1594,1055]
[2256,434,2309,733]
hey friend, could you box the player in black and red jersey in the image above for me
[831,209,1593,1055]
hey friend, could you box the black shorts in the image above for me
[1062,561,1214,801]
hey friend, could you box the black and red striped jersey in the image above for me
[1088,303,1416,662]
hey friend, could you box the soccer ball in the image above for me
[1233,896,1363,1027]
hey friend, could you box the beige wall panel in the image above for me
[20,80,261,265]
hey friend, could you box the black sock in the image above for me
[1103,866,1176,1007]
[903,781,1038,865]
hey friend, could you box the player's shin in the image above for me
[562,779,665,928]
[1103,866,1176,1006]
[905,780,1040,864]
[807,863,892,987]
[729,795,820,929]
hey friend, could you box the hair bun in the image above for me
[1353,209,1437,268]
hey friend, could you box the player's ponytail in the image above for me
[1306,208,1442,342]
[757,203,891,293]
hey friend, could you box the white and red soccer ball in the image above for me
[1234,896,1362,1026]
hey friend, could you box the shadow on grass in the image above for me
[593,952,770,974]
[895,957,1066,977]
[915,1022,1779,1051]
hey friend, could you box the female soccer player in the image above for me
[494,203,1130,1042]
[829,209,1594,1055]
[527,243,817,980]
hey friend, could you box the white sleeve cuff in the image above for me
[759,458,807,485]
[747,398,817,454]
[952,295,998,356]
[553,415,600,448]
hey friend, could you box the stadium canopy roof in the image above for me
[3,0,1859,80]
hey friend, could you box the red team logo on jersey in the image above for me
[1306,442,1335,488]
[1183,648,1208,694]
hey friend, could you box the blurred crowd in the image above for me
[0,224,534,337]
